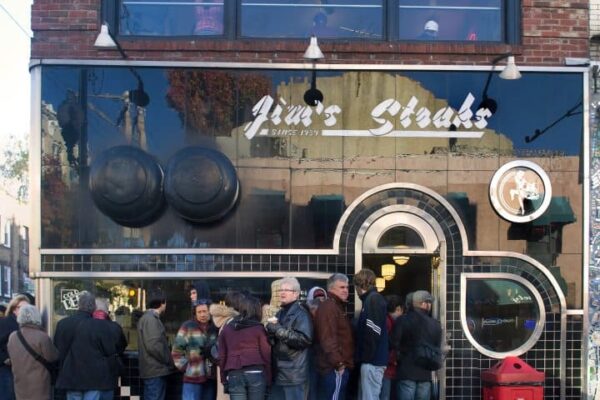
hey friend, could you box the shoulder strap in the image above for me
[17,330,53,370]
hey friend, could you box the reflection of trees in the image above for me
[166,70,271,137]
[41,154,75,247]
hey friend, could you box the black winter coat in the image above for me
[0,314,18,365]
[54,311,123,391]
[267,301,313,385]
[391,308,442,381]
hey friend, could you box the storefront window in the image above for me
[461,274,544,357]
[52,277,326,350]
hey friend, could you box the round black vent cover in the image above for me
[89,146,165,227]
[165,147,239,223]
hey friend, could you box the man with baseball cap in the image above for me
[391,290,442,400]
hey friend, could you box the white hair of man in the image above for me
[327,273,348,290]
[17,304,42,327]
[95,298,110,313]
[279,277,301,292]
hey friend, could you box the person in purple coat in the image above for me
[218,295,271,400]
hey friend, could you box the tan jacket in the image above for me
[8,324,59,400]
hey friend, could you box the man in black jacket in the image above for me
[392,290,442,400]
[54,290,123,400]
[266,277,313,400]
[353,269,388,400]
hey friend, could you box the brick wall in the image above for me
[30,1,589,67]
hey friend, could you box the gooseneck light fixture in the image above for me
[94,23,150,108]
[478,53,522,115]
[303,36,325,107]
[525,100,582,143]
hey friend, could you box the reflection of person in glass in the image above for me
[194,0,224,35]
[418,20,438,40]
[309,12,337,38]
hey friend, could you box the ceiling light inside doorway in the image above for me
[393,255,410,266]
[375,277,386,292]
[381,264,396,281]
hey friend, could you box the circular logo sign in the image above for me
[489,161,552,223]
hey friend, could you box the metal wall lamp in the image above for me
[303,36,324,107]
[478,53,522,115]
[94,23,150,107]
[525,100,582,143]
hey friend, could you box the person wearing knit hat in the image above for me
[391,290,442,400]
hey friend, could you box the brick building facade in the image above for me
[30,1,590,399]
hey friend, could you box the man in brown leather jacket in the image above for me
[314,273,354,400]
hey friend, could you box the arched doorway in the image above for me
[354,205,447,399]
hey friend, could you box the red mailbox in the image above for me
[482,356,545,400]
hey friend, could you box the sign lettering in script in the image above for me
[243,93,492,140]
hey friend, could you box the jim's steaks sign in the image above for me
[243,93,492,140]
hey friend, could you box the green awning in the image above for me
[532,196,576,226]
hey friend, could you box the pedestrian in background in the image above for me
[138,290,176,400]
[7,304,58,400]
[0,294,30,400]
[380,295,403,400]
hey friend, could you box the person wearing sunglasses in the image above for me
[173,298,218,400]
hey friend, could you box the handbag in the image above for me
[16,330,59,385]
[412,341,442,371]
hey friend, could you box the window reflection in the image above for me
[120,0,225,37]
[240,0,384,39]
[52,278,326,350]
[464,278,540,353]
[398,0,502,41]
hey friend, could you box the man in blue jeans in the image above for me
[392,290,442,400]
[314,273,354,400]
[138,291,176,400]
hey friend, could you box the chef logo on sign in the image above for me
[489,161,552,223]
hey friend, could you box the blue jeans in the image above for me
[0,366,15,400]
[379,377,392,400]
[358,364,385,400]
[66,391,114,400]
[226,369,267,400]
[396,380,431,400]
[270,383,305,400]
[143,376,167,400]
[182,380,216,400]
[317,369,349,400]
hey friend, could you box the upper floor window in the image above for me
[398,0,502,42]
[113,0,519,43]
[1,219,10,248]
[20,226,29,255]
[120,0,225,37]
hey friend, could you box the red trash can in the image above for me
[481,356,545,400]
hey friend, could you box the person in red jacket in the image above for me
[218,295,271,400]
[380,295,404,400]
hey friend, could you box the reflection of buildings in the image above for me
[0,191,31,302]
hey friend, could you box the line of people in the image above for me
[140,270,442,400]
[0,271,442,400]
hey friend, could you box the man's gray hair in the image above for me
[78,291,96,313]
[17,304,42,327]
[279,277,301,292]
[327,273,348,290]
[95,298,109,313]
